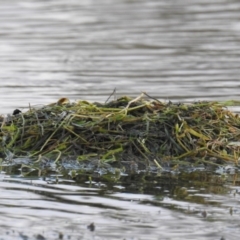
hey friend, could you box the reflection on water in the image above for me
[0,0,240,114]
[0,171,240,240]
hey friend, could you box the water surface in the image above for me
[0,0,240,239]
[0,0,240,114]
[1,172,240,240]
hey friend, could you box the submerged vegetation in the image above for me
[1,92,240,175]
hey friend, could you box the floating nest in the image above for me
[1,93,240,173]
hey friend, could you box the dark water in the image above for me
[1,0,240,239]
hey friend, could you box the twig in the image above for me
[105,88,116,104]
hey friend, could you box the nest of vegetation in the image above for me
[1,92,240,172]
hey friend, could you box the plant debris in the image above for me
[1,92,240,173]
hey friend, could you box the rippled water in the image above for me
[1,0,240,115]
[0,171,240,239]
[1,0,240,239]
[1,172,240,240]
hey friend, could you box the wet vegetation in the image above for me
[1,93,240,177]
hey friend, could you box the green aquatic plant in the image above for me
[1,93,240,173]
